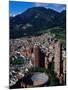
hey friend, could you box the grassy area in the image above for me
[37,26,66,48]
[10,56,25,65]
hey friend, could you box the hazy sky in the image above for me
[9,1,66,16]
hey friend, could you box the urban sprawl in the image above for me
[9,33,66,88]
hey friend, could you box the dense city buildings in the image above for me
[10,33,66,88]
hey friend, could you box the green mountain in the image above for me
[10,7,66,39]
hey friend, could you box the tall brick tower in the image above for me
[54,41,62,77]
[33,45,40,67]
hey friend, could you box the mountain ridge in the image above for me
[10,7,66,39]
